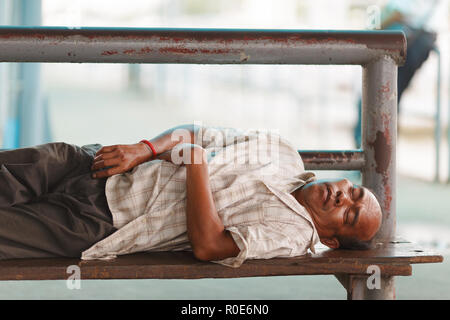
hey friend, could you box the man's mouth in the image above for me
[324,183,331,205]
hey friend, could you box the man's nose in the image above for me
[334,190,351,206]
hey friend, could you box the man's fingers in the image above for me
[93,150,119,163]
[91,158,122,171]
[95,145,118,157]
[92,166,122,179]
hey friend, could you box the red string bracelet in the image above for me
[140,139,157,160]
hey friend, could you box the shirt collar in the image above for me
[261,179,320,254]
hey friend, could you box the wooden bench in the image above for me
[0,27,444,299]
[0,239,442,300]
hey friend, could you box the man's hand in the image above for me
[91,143,153,178]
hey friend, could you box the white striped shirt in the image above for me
[81,127,320,267]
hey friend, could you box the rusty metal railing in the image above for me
[0,26,406,237]
[0,26,406,298]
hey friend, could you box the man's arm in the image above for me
[91,124,202,178]
[184,145,240,261]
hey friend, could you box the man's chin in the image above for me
[304,202,322,225]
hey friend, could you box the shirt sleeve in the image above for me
[212,221,313,268]
[195,126,248,149]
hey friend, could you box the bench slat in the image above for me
[0,240,442,281]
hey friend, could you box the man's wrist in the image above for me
[138,141,154,161]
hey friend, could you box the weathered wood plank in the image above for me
[0,240,442,281]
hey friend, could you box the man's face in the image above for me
[296,178,382,248]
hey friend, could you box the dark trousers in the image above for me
[0,142,116,260]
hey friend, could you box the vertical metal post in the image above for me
[361,56,398,299]
[0,0,13,147]
[15,0,48,147]
[0,0,8,145]
[335,273,396,300]
[432,47,441,183]
[347,275,395,300]
[362,57,398,240]
[448,48,450,184]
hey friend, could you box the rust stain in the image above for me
[159,36,187,43]
[382,124,392,212]
[123,47,153,55]
[300,151,361,163]
[383,183,392,212]
[0,32,45,40]
[199,48,232,54]
[379,81,390,93]
[159,47,238,55]
[381,113,392,146]
[152,33,361,47]
[159,47,198,54]
[138,46,153,54]
[101,50,119,56]
[368,131,391,175]
[368,130,393,212]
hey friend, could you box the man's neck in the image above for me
[290,187,306,207]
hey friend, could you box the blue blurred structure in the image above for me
[0,0,51,148]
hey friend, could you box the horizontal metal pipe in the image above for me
[0,149,365,170]
[299,150,365,170]
[0,27,406,65]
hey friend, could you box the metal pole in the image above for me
[362,57,398,241]
[0,0,14,148]
[432,47,441,183]
[0,28,406,66]
[346,275,395,300]
[16,0,46,147]
[299,150,365,170]
[361,57,398,299]
[0,0,9,146]
[448,42,450,184]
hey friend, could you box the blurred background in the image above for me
[0,0,449,299]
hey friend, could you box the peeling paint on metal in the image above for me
[367,129,393,213]
[299,151,365,170]
[240,52,250,62]
[368,131,391,176]
[159,47,198,54]
[101,50,119,56]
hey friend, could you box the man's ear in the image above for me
[321,237,340,249]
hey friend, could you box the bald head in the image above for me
[294,178,383,249]
[355,188,382,241]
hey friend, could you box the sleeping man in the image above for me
[0,124,382,267]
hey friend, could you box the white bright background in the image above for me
[40,0,450,182]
